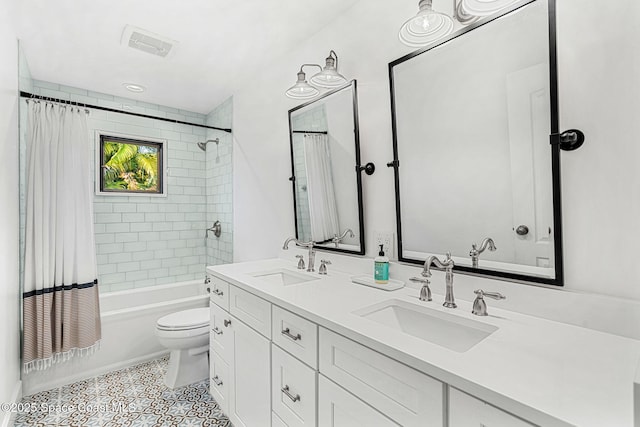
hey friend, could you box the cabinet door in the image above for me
[318,375,400,427]
[229,315,271,427]
[449,388,535,427]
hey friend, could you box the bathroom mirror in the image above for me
[389,0,563,285]
[288,80,365,255]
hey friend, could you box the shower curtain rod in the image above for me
[292,130,328,134]
[20,91,232,134]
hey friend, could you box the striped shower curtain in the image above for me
[23,101,101,373]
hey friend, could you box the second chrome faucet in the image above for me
[422,252,456,308]
[283,237,316,272]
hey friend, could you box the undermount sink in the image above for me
[250,268,319,286]
[353,299,498,352]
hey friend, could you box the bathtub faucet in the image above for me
[283,237,316,272]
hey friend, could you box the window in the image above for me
[98,135,164,195]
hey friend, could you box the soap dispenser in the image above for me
[374,244,389,284]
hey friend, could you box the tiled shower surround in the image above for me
[19,78,233,293]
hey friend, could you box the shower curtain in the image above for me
[22,101,101,373]
[303,133,340,242]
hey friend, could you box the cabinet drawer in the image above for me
[229,285,271,338]
[318,375,399,427]
[209,276,230,311]
[449,388,534,427]
[272,344,317,427]
[210,350,230,414]
[272,305,318,368]
[319,328,443,427]
[210,303,233,361]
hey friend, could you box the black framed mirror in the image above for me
[288,80,365,255]
[389,0,563,285]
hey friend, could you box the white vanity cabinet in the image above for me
[209,279,271,427]
[208,270,543,427]
[449,388,535,427]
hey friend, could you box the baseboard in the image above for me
[1,380,22,427]
[23,350,169,396]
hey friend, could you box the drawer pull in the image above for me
[212,327,223,335]
[281,385,300,402]
[281,328,301,341]
[223,319,232,327]
[212,375,223,386]
[212,288,224,296]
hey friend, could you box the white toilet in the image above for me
[155,307,210,389]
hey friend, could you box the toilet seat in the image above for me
[156,307,209,331]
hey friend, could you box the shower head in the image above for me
[197,138,219,151]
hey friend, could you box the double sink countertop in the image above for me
[207,258,640,427]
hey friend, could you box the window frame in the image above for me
[95,132,168,197]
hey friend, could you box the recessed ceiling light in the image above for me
[123,83,145,93]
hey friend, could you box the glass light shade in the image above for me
[399,0,454,48]
[285,71,320,99]
[459,0,519,16]
[310,57,347,88]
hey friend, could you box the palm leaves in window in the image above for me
[103,140,159,192]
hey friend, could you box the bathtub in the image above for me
[22,280,209,396]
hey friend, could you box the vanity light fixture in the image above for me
[309,50,348,88]
[286,50,349,100]
[399,0,454,48]
[285,64,322,100]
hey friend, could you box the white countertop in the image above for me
[208,258,640,427]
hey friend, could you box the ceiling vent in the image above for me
[121,25,177,58]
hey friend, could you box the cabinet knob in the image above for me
[223,319,232,327]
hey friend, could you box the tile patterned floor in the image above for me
[14,356,232,427]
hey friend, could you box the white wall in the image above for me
[232,0,640,302]
[0,0,22,421]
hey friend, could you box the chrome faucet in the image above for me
[422,252,456,308]
[283,237,317,272]
[332,229,355,248]
[469,237,497,268]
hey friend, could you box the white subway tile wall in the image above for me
[205,97,233,266]
[18,78,233,293]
